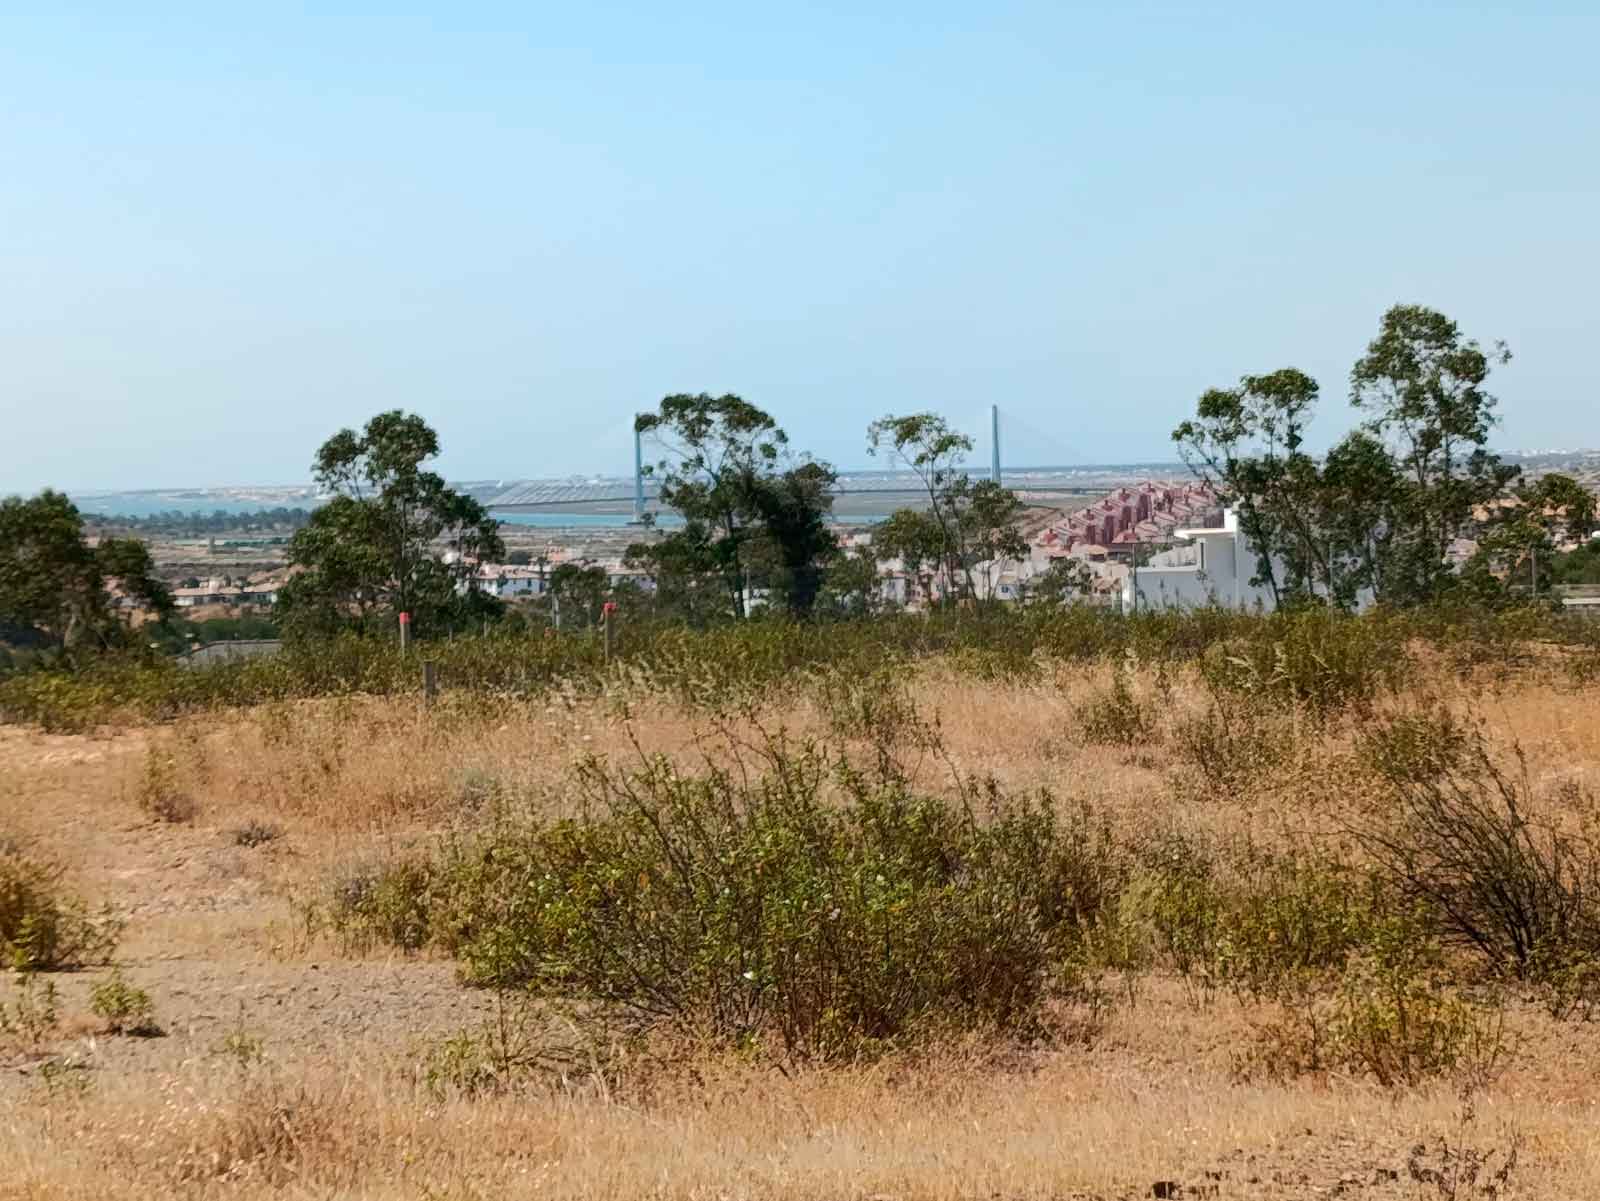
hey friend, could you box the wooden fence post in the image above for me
[422,660,438,707]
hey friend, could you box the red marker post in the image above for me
[601,601,618,665]
[398,610,410,653]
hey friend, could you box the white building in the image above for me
[471,566,547,599]
[171,577,281,608]
[1121,509,1372,613]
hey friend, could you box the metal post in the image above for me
[422,660,438,707]
[399,611,410,653]
[990,403,1001,485]
[634,421,646,523]
[602,602,616,665]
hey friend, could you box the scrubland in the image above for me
[3,608,1600,1199]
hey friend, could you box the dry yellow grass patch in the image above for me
[3,656,1600,1198]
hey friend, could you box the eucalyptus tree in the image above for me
[1350,304,1518,602]
[276,411,503,639]
[635,393,838,619]
[867,413,1027,606]
[0,489,172,661]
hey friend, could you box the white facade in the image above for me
[171,578,280,608]
[471,567,546,599]
[1120,509,1372,613]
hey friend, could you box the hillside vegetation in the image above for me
[2,606,1600,1198]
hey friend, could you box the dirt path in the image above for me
[2,724,493,1097]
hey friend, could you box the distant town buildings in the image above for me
[470,565,547,599]
[171,576,282,608]
[1038,481,1219,558]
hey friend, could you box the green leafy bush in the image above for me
[1129,833,1227,1003]
[1199,608,1410,716]
[90,969,160,1035]
[1,605,1515,732]
[1358,706,1475,786]
[1134,839,1373,1005]
[1331,954,1509,1090]
[1213,853,1375,1003]
[316,856,439,955]
[1168,697,1293,795]
[0,973,60,1047]
[335,734,1123,1061]
[1235,906,1512,1089]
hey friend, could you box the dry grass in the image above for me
[5,1033,1592,1200]
[3,654,1600,1196]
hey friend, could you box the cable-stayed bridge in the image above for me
[487,406,1183,514]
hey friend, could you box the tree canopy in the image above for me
[275,411,503,640]
[0,490,172,661]
[868,413,1027,606]
[631,394,839,619]
[1173,304,1528,611]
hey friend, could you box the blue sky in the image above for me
[3,2,1597,490]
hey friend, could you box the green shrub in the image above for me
[0,606,1508,732]
[420,991,602,1098]
[1199,608,1410,716]
[212,1008,266,1070]
[89,970,159,1035]
[1135,838,1376,1005]
[811,667,938,754]
[1566,647,1600,690]
[0,973,60,1047]
[361,734,1123,1061]
[0,845,120,970]
[1358,706,1475,786]
[1236,907,1512,1089]
[316,856,439,955]
[1131,833,1227,1003]
[1328,908,1512,1090]
[1213,853,1375,1004]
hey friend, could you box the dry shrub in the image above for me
[134,746,197,824]
[1407,1106,1523,1199]
[0,843,120,970]
[1168,698,1294,796]
[1353,718,1600,981]
[134,1076,374,1190]
[1075,665,1156,747]
[228,697,557,830]
[231,819,282,848]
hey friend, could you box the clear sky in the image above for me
[4,2,1597,492]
